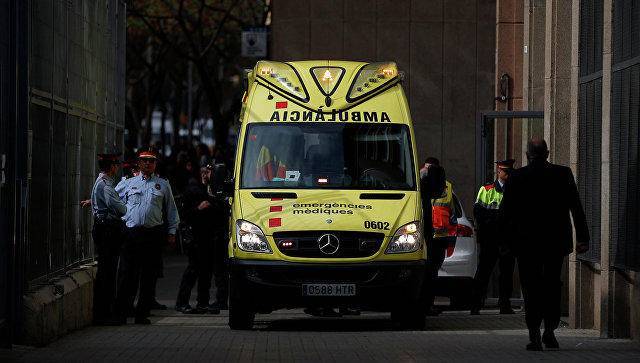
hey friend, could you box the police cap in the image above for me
[97,152,122,163]
[137,148,158,160]
[495,159,515,170]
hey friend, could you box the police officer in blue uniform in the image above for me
[115,149,179,324]
[91,152,127,325]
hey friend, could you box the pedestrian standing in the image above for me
[425,163,457,316]
[175,165,218,314]
[90,152,127,325]
[419,157,447,318]
[208,163,230,312]
[470,159,516,315]
[501,139,590,351]
[115,149,180,324]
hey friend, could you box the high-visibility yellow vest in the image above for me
[475,183,503,210]
[432,180,455,238]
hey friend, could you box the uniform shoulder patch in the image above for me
[483,184,495,191]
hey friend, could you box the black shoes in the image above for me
[542,331,560,349]
[425,306,442,316]
[527,329,543,351]
[93,317,125,326]
[339,307,361,316]
[134,317,151,325]
[499,306,516,314]
[304,307,341,317]
[176,303,221,314]
[209,301,228,311]
[175,304,192,313]
[150,300,167,310]
[206,304,221,315]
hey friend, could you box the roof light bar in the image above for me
[255,61,309,102]
[347,62,399,102]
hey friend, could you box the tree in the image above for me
[127,0,271,149]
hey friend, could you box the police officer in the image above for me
[470,159,516,315]
[90,152,127,325]
[115,149,179,324]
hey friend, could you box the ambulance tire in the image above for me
[391,307,426,330]
[228,277,255,330]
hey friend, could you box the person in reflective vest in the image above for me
[421,157,456,316]
[432,180,457,238]
[470,159,516,315]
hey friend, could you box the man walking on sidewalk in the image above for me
[501,139,590,351]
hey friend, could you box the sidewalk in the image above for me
[2,255,638,362]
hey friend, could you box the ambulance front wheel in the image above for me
[228,275,255,330]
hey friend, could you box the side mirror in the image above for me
[209,163,233,197]
[223,178,234,196]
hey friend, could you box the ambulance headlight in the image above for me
[236,220,272,254]
[385,221,422,254]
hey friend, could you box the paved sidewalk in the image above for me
[2,255,638,362]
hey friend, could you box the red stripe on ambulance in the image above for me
[268,218,282,228]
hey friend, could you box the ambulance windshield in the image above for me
[241,123,416,190]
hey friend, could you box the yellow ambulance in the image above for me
[227,60,426,329]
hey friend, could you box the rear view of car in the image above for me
[438,193,478,308]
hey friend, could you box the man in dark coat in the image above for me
[419,157,447,316]
[500,139,590,351]
[175,165,217,314]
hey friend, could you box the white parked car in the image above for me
[437,193,478,308]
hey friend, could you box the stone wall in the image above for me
[21,266,95,347]
[271,0,497,211]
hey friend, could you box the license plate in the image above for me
[302,283,356,296]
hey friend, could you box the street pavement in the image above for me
[2,255,639,362]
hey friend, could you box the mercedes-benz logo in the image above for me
[317,233,340,255]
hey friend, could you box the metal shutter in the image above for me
[611,0,640,271]
[578,0,604,263]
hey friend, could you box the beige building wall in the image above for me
[523,0,640,340]
[271,0,497,211]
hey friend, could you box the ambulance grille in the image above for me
[273,231,385,258]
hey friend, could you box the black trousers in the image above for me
[212,230,229,305]
[517,253,565,333]
[116,226,165,319]
[472,241,515,308]
[92,221,123,321]
[176,239,213,307]
[422,237,450,307]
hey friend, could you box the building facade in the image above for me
[271,0,640,340]
[271,0,497,213]
[0,0,126,346]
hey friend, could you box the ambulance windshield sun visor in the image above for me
[241,123,416,190]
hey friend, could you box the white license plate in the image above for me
[302,283,356,296]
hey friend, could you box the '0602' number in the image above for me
[364,221,390,230]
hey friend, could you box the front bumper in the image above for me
[230,259,426,312]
